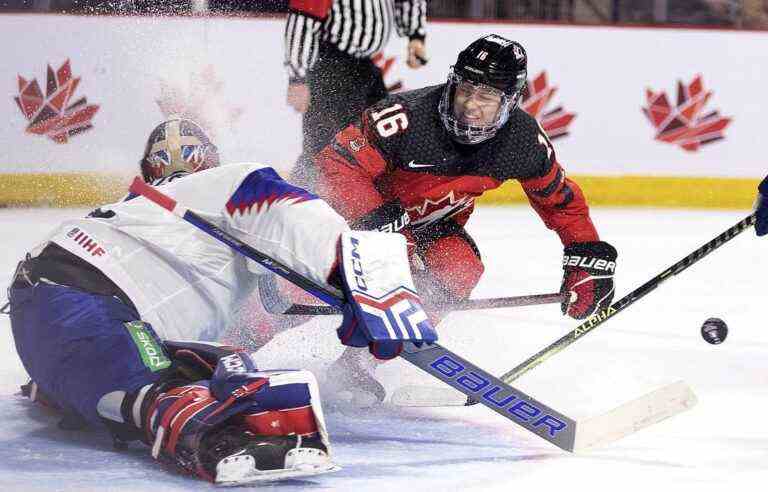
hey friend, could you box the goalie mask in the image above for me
[439,35,528,145]
[140,118,220,182]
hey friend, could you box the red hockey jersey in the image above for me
[314,84,598,246]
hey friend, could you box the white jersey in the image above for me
[34,163,348,341]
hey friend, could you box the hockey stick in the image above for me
[494,213,756,387]
[129,177,696,452]
[398,215,754,409]
[257,274,563,316]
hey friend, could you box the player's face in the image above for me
[453,81,503,126]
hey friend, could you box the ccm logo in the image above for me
[350,237,367,291]
[563,255,615,272]
[429,355,567,437]
[220,353,247,374]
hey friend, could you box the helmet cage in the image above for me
[439,69,522,145]
[140,119,220,182]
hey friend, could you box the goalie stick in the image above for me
[256,274,564,315]
[129,177,696,452]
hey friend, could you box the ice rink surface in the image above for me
[0,205,765,491]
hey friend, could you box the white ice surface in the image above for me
[0,206,765,491]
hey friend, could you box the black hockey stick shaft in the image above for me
[500,213,756,384]
[276,292,565,316]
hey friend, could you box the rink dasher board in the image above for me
[399,342,697,452]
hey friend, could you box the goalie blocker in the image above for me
[336,230,437,359]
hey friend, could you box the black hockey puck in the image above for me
[701,317,728,345]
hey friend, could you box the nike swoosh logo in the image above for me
[407,160,434,169]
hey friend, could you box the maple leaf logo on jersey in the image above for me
[226,168,316,216]
[406,192,474,227]
[642,75,731,152]
[14,59,100,143]
[521,71,576,140]
[372,53,404,93]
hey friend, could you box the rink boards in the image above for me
[0,14,765,207]
[0,172,758,208]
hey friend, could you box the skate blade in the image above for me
[215,449,341,486]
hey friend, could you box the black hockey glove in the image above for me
[561,241,617,319]
[352,200,417,257]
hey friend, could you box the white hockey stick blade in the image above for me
[391,381,697,451]
[390,385,467,407]
[572,380,697,452]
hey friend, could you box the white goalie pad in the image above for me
[214,368,341,486]
[390,380,697,452]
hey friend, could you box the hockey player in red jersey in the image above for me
[315,33,617,320]
[313,34,618,399]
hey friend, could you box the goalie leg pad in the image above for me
[143,353,337,483]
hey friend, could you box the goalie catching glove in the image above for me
[561,241,617,319]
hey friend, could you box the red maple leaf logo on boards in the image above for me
[14,59,100,143]
[642,75,731,152]
[521,71,576,140]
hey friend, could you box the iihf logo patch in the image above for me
[67,227,106,257]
